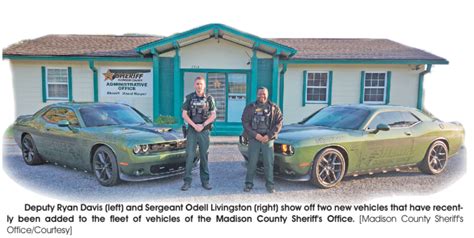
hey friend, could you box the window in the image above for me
[363,72,386,104]
[367,111,420,130]
[46,68,69,100]
[400,111,421,126]
[302,106,370,130]
[42,107,79,126]
[305,71,329,103]
[79,104,148,127]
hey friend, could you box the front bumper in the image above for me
[238,143,312,182]
[118,149,198,182]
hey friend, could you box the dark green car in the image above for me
[13,102,196,186]
[238,105,464,189]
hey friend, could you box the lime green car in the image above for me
[238,105,464,189]
[13,102,195,186]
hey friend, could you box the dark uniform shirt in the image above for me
[241,100,283,140]
[182,92,216,126]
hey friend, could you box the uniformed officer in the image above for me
[241,87,283,193]
[181,76,217,191]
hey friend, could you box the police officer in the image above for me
[181,76,216,191]
[241,87,283,193]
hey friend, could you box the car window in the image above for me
[367,111,419,130]
[79,104,148,127]
[400,111,420,126]
[42,107,80,126]
[302,106,370,130]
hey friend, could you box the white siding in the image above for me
[283,64,421,124]
[11,60,93,117]
[179,38,271,69]
[10,61,156,118]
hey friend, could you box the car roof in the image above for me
[47,102,128,110]
[330,104,420,113]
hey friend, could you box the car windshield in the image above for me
[301,106,370,130]
[79,104,148,127]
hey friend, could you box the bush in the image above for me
[155,115,176,125]
[3,125,14,138]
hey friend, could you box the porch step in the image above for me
[211,124,242,136]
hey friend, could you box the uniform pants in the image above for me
[183,128,210,184]
[245,138,274,188]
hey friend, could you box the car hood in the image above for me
[277,124,348,144]
[90,124,183,144]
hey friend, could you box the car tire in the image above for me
[21,134,44,165]
[310,148,346,189]
[418,140,449,175]
[92,146,120,186]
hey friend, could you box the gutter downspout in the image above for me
[88,60,98,102]
[417,64,432,110]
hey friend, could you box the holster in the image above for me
[182,125,187,138]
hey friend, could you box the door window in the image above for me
[42,107,79,126]
[227,73,247,122]
[367,111,404,130]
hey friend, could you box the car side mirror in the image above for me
[371,123,390,134]
[58,120,79,133]
[58,120,70,127]
[377,123,390,131]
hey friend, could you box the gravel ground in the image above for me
[2,139,466,204]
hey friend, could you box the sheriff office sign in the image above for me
[99,68,153,98]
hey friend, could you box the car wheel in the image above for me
[21,134,44,165]
[311,148,346,189]
[92,146,120,186]
[418,141,448,175]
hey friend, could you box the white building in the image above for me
[3,24,448,135]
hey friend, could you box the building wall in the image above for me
[95,62,154,117]
[10,60,156,118]
[283,64,422,124]
[11,60,93,117]
[10,59,422,125]
[162,38,272,69]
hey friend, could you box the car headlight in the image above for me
[141,144,149,153]
[133,145,142,154]
[275,143,295,156]
[132,140,187,155]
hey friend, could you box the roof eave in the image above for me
[135,23,297,56]
[281,58,449,65]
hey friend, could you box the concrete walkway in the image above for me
[210,136,239,145]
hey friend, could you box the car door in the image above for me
[39,107,83,168]
[359,111,415,171]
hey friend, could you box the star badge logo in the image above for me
[103,70,115,81]
[213,79,222,89]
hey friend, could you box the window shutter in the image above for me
[68,67,73,102]
[41,66,46,102]
[328,71,333,105]
[385,71,391,104]
[302,70,307,106]
[359,71,365,104]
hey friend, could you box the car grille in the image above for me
[150,157,198,174]
[149,140,186,153]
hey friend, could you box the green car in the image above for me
[12,102,195,186]
[238,105,464,189]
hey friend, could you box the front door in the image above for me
[183,71,247,123]
[359,111,415,171]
